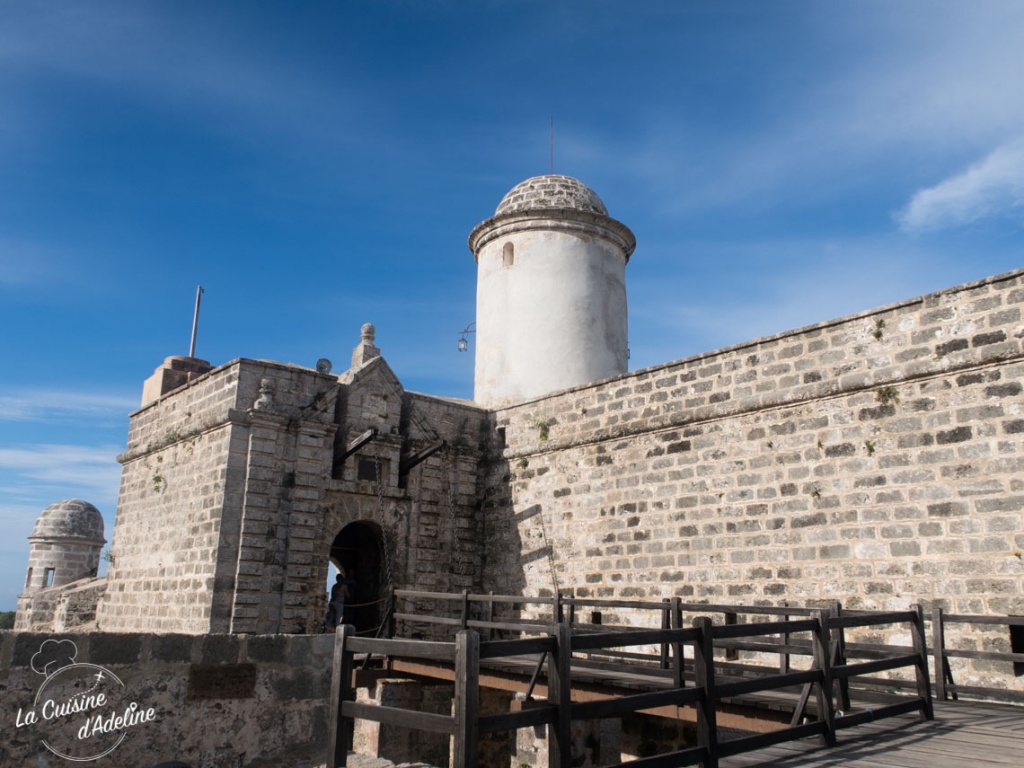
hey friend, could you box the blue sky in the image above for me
[2,1,1022,610]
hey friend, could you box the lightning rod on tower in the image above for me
[189,285,204,358]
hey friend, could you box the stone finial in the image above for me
[352,323,381,368]
[253,377,276,411]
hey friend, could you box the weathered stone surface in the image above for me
[15,270,1024,697]
[0,630,331,767]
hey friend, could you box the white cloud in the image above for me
[0,3,367,159]
[0,390,137,425]
[0,444,122,498]
[897,139,1024,232]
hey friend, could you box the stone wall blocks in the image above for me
[976,495,1024,513]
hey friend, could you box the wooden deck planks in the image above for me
[719,701,1024,767]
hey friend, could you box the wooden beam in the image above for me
[399,439,446,480]
[338,428,376,462]
[453,631,480,768]
[327,625,354,768]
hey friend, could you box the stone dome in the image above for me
[30,499,105,542]
[495,175,609,217]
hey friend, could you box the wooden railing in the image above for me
[933,608,1024,704]
[389,590,1022,704]
[327,607,933,768]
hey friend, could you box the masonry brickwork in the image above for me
[480,269,1024,681]
[95,351,488,636]
[17,269,1024,689]
[0,630,332,767]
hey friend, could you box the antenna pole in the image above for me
[550,118,554,174]
[189,285,204,358]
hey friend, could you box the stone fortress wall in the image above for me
[13,169,1024,710]
[97,359,263,633]
[482,269,1024,683]
[0,629,332,767]
[94,337,489,637]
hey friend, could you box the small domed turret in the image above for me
[23,499,106,593]
[495,175,609,217]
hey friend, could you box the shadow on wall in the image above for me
[481,452,530,601]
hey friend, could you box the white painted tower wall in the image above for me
[469,175,636,405]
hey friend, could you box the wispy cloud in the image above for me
[0,390,137,425]
[574,5,1024,220]
[897,139,1024,232]
[0,444,122,498]
[0,3,367,158]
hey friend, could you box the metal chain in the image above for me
[375,459,394,596]
[445,446,460,576]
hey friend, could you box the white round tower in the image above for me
[468,174,636,405]
[22,499,106,593]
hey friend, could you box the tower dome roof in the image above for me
[495,175,608,217]
[30,499,105,542]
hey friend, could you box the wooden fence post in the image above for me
[327,624,354,768]
[453,630,480,768]
[671,596,685,689]
[812,610,836,746]
[661,598,671,670]
[724,612,739,661]
[549,622,573,768]
[485,590,495,640]
[911,604,935,720]
[933,606,947,701]
[460,590,470,631]
[779,602,791,675]
[829,601,851,711]
[693,616,719,768]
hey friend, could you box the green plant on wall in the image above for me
[875,385,899,405]
[872,318,886,340]
[532,418,550,441]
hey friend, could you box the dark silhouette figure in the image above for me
[323,573,352,630]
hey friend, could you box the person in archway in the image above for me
[324,572,348,630]
[341,566,357,626]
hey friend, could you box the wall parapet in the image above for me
[0,630,333,767]
[495,268,1024,457]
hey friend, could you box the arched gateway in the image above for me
[328,522,387,636]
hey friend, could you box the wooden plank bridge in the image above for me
[326,591,1024,768]
[719,699,1023,767]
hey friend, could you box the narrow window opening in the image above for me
[25,567,33,589]
[357,459,380,482]
[1011,622,1024,676]
[502,242,514,268]
[44,567,55,588]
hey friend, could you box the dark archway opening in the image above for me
[329,522,385,636]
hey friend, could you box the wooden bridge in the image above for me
[718,699,1024,767]
[326,591,1024,768]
